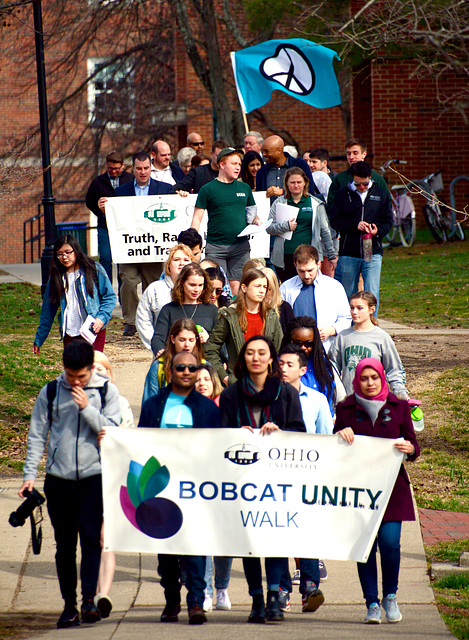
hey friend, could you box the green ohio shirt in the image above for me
[195,179,256,245]
[284,195,313,254]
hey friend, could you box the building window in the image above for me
[87,57,134,128]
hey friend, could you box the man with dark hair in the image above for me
[99,151,174,336]
[177,228,203,263]
[329,161,393,315]
[174,140,228,194]
[326,138,389,211]
[151,140,185,185]
[276,343,330,614]
[19,339,121,629]
[85,151,133,281]
[280,244,351,352]
[278,344,333,434]
[139,351,220,625]
[191,148,259,294]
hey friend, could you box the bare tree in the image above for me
[297,0,469,122]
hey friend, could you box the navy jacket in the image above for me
[255,153,320,198]
[329,183,393,257]
[174,163,218,194]
[85,171,133,228]
[138,384,221,429]
[114,178,174,197]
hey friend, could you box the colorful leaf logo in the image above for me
[120,456,183,539]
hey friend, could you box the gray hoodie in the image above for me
[328,325,409,398]
[23,370,121,482]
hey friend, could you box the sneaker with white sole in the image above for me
[278,588,290,612]
[94,594,113,619]
[382,594,402,623]
[291,569,300,585]
[318,559,328,582]
[364,603,382,624]
[203,594,213,612]
[216,588,231,610]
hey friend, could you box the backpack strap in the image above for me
[46,380,58,426]
[98,380,108,409]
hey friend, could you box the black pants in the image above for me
[276,254,298,283]
[44,474,103,607]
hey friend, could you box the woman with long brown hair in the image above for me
[150,263,218,355]
[204,268,283,386]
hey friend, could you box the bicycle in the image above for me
[379,159,416,247]
[413,169,465,243]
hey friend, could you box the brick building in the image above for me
[0,1,467,264]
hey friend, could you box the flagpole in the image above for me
[230,52,249,135]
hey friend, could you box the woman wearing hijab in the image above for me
[334,358,419,625]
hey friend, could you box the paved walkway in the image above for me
[419,509,469,546]
[0,262,464,638]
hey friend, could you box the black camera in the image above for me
[9,488,45,527]
[9,488,45,555]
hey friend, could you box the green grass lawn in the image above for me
[381,239,469,327]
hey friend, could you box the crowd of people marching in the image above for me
[20,133,420,629]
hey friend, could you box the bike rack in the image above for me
[449,175,469,211]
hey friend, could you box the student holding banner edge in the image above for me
[334,358,419,625]
[219,335,305,623]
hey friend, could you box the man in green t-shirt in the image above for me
[191,148,259,294]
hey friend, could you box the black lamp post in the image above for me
[32,0,56,295]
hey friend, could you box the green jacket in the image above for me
[326,167,390,214]
[204,306,283,385]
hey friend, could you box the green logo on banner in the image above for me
[144,203,176,223]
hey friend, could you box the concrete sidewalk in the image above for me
[0,261,456,637]
[0,473,453,638]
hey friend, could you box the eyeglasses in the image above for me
[213,288,223,296]
[353,181,370,188]
[291,339,314,348]
[57,250,74,258]
[173,364,199,373]
[193,141,204,146]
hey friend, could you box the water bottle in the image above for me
[362,232,373,262]
[408,399,424,432]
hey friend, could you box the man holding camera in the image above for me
[19,340,121,628]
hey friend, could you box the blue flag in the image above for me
[231,38,341,113]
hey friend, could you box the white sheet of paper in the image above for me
[237,220,272,237]
[276,202,299,240]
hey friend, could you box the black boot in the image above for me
[248,593,266,624]
[266,590,284,622]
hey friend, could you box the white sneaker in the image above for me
[216,588,231,610]
[94,593,113,618]
[292,569,301,585]
[203,594,213,612]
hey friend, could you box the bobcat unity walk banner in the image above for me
[101,428,403,562]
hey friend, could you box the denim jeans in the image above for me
[204,556,233,597]
[97,226,113,283]
[357,521,402,607]
[335,254,382,315]
[279,557,320,594]
[243,557,284,594]
[141,359,163,408]
[158,554,206,609]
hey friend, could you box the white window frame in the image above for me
[87,57,134,128]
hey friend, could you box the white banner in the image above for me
[102,428,403,562]
[105,192,271,263]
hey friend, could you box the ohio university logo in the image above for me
[143,202,176,223]
[120,456,183,539]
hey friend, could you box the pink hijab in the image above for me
[353,357,389,401]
